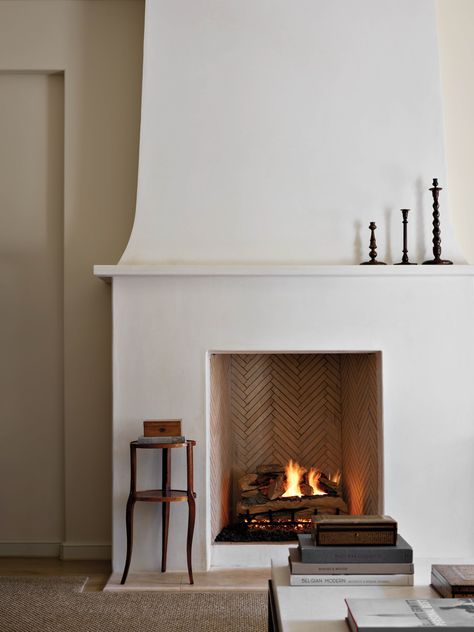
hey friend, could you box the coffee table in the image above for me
[269,558,472,632]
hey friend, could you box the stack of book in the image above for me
[136,419,185,444]
[289,515,414,586]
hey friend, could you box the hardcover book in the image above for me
[298,533,413,564]
[432,566,474,599]
[290,573,413,586]
[346,598,474,632]
[311,514,397,546]
[136,435,185,444]
[288,547,414,576]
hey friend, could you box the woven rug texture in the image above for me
[0,576,267,632]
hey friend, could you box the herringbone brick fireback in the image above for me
[210,352,381,538]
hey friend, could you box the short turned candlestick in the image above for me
[360,222,386,265]
[395,209,416,265]
[422,178,452,265]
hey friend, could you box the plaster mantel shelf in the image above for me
[94,264,474,282]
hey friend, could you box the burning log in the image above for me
[318,475,340,495]
[237,494,348,516]
[237,461,348,518]
[300,483,314,497]
[267,475,285,500]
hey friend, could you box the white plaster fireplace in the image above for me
[95,267,474,571]
[95,0,474,573]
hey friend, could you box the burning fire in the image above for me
[307,468,326,495]
[280,461,340,497]
[281,460,307,497]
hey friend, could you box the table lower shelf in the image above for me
[134,490,196,502]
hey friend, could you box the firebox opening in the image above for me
[210,352,383,543]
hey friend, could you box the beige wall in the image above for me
[0,74,64,547]
[436,0,474,263]
[0,1,144,557]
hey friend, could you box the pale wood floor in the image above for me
[0,558,270,592]
[0,558,111,592]
[105,568,270,591]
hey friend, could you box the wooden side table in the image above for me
[120,439,196,585]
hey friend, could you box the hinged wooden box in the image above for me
[311,514,397,546]
[143,420,182,437]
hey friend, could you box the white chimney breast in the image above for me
[121,0,463,265]
[97,0,474,577]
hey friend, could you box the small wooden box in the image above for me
[311,514,398,546]
[143,420,182,437]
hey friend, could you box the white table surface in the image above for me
[271,558,474,632]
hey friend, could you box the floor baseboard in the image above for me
[60,543,111,560]
[0,542,61,557]
[0,541,111,560]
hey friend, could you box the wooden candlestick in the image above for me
[422,178,453,265]
[360,222,386,265]
[395,209,416,265]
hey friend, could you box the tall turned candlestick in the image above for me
[422,178,453,265]
[360,221,386,265]
[395,209,416,265]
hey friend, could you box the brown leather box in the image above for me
[143,420,182,437]
[311,514,398,546]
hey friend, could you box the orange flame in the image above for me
[307,468,326,495]
[282,460,306,497]
[330,470,341,485]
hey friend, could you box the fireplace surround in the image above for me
[95,265,474,571]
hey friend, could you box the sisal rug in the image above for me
[0,576,267,632]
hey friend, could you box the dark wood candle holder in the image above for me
[422,178,453,265]
[360,222,386,265]
[395,209,416,265]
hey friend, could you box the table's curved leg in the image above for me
[120,495,136,584]
[186,494,196,585]
[161,446,171,572]
[161,502,170,572]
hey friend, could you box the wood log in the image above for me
[239,473,258,492]
[300,483,313,496]
[292,508,314,520]
[267,475,285,500]
[242,491,271,505]
[241,488,260,498]
[237,495,348,516]
[319,476,340,491]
